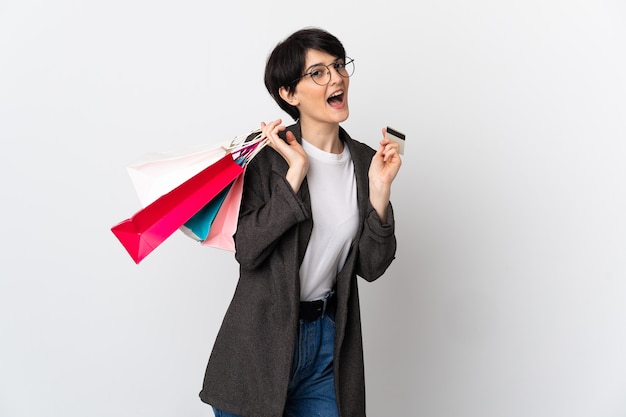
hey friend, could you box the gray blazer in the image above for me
[199,123,397,417]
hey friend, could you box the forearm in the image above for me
[369,180,391,224]
[286,165,307,193]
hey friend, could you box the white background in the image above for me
[1,0,625,416]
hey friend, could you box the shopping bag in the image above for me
[127,143,229,207]
[111,154,244,264]
[201,170,245,252]
[111,128,267,263]
[179,180,234,241]
[176,129,264,248]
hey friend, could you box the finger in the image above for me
[382,144,399,162]
[261,120,285,149]
[379,136,398,147]
[260,122,271,139]
[383,140,400,153]
[265,118,282,127]
[271,124,283,137]
[261,119,282,135]
[285,131,297,144]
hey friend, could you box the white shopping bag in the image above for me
[127,142,230,207]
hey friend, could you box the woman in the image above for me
[199,27,402,417]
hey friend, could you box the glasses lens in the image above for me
[308,66,329,86]
[338,59,355,78]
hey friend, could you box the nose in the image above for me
[328,65,344,84]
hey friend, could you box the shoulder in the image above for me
[245,138,286,175]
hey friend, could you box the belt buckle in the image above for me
[321,290,335,318]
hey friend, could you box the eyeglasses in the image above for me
[293,58,355,86]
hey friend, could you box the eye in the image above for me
[309,67,326,79]
[334,62,346,70]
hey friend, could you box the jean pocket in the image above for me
[323,312,336,327]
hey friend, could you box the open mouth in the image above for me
[327,91,344,107]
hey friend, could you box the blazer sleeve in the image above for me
[355,201,397,281]
[233,148,311,270]
[348,137,397,282]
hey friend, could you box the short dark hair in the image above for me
[264,27,347,120]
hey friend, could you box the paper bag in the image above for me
[201,171,245,252]
[111,154,243,263]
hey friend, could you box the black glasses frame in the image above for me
[291,57,355,86]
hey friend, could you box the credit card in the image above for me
[386,126,405,155]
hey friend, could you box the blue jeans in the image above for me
[212,310,338,417]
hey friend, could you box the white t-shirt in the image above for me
[299,139,359,301]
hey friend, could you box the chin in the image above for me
[331,105,349,123]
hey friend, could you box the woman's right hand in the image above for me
[261,119,309,193]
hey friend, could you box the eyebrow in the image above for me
[304,58,344,73]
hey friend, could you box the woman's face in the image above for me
[292,49,350,126]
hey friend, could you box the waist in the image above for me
[299,291,336,321]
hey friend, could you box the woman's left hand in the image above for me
[368,128,402,221]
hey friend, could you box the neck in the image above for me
[299,119,343,154]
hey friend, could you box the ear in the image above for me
[279,86,299,106]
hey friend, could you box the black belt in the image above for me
[299,292,336,321]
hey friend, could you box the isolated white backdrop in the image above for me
[1,1,625,416]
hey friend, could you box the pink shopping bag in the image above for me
[201,171,245,252]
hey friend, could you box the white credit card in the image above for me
[386,126,405,155]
